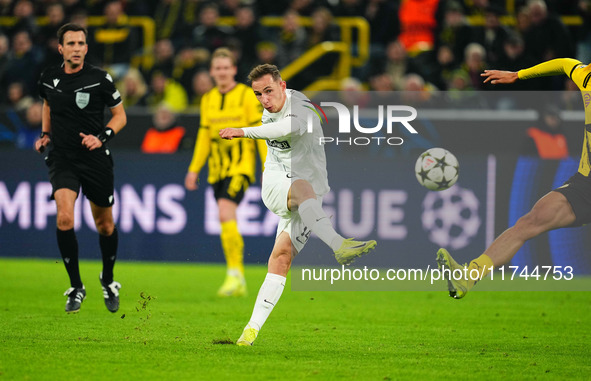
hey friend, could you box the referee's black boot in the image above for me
[64,286,86,313]
[99,274,121,313]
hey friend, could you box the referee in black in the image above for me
[34,23,127,313]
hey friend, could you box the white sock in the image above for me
[298,198,344,251]
[246,273,286,331]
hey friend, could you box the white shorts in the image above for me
[261,170,321,253]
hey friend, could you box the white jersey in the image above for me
[243,89,330,196]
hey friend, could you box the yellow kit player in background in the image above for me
[185,48,266,297]
[437,58,591,299]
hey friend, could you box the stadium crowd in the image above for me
[0,0,589,148]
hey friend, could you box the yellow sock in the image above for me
[467,254,494,286]
[220,220,244,275]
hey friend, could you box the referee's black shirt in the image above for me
[38,63,122,152]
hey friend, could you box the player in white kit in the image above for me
[219,64,377,346]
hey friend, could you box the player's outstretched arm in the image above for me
[481,70,519,85]
[219,128,245,140]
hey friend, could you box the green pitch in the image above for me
[0,258,589,380]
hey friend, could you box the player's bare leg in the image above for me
[289,180,376,265]
[55,189,86,312]
[237,232,293,346]
[91,202,121,312]
[438,191,577,298]
[217,198,247,297]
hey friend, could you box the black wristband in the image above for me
[40,131,51,138]
[97,127,115,144]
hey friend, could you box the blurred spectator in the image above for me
[523,0,574,62]
[91,0,139,77]
[472,5,511,65]
[459,42,488,90]
[117,67,148,108]
[8,0,38,39]
[276,10,307,69]
[400,73,436,104]
[69,8,89,28]
[145,71,188,112]
[233,5,261,69]
[368,39,423,90]
[141,105,188,154]
[515,5,531,37]
[430,44,459,90]
[37,3,65,46]
[172,47,210,95]
[447,69,473,91]
[307,7,340,47]
[192,3,232,53]
[188,69,214,111]
[0,0,13,17]
[149,38,176,79]
[436,1,473,65]
[219,0,242,16]
[4,30,44,96]
[15,100,42,149]
[7,81,33,113]
[398,0,443,55]
[62,0,84,19]
[254,41,279,67]
[339,76,370,107]
[523,105,569,159]
[38,4,64,68]
[369,72,395,91]
[495,33,537,90]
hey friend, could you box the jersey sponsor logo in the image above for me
[268,140,291,149]
[53,78,60,87]
[75,92,90,109]
[584,93,591,108]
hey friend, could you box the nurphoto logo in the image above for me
[305,100,418,146]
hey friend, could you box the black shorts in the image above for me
[45,148,115,207]
[211,175,251,204]
[553,172,591,226]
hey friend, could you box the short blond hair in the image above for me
[211,47,236,66]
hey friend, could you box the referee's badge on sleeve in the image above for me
[76,92,90,109]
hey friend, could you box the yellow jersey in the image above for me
[188,83,265,183]
[519,58,591,176]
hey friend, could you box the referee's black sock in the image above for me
[99,227,118,284]
[56,228,83,289]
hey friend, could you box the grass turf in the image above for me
[0,258,589,380]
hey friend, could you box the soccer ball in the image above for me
[415,148,459,191]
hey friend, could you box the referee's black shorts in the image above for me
[45,148,115,207]
[211,175,251,204]
[553,172,591,226]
